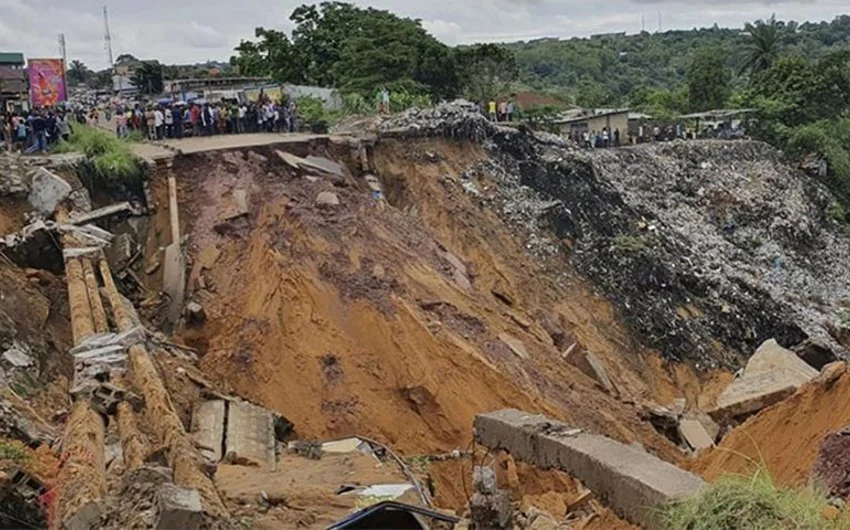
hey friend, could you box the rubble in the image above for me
[315,191,341,208]
[470,466,513,529]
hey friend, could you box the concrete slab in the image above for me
[27,167,72,216]
[710,339,818,421]
[192,400,226,462]
[302,155,345,178]
[678,419,714,451]
[226,400,276,471]
[70,202,133,225]
[474,409,705,529]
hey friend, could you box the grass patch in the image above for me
[613,234,648,253]
[54,125,146,193]
[661,469,841,529]
[0,441,30,464]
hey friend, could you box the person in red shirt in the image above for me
[190,104,201,136]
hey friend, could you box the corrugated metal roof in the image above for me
[0,53,25,65]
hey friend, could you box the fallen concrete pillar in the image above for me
[81,259,108,334]
[98,257,227,517]
[70,202,133,226]
[117,401,146,472]
[53,401,105,530]
[474,409,706,529]
[66,257,95,345]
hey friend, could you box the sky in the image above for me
[0,0,846,71]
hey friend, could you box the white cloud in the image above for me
[0,0,845,71]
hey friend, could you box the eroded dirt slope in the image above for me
[170,140,700,460]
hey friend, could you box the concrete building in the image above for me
[0,52,28,112]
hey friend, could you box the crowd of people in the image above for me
[1,108,77,153]
[114,99,300,140]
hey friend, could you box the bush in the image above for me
[662,469,840,530]
[55,125,146,193]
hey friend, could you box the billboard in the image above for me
[28,59,67,107]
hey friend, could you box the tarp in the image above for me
[28,58,67,107]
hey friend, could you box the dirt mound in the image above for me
[692,365,850,486]
[169,141,699,462]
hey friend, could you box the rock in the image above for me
[710,339,818,422]
[315,191,340,209]
[564,349,617,395]
[498,333,529,359]
[817,362,847,387]
[684,409,721,443]
[2,347,32,368]
[812,428,850,501]
[536,310,572,350]
[27,167,72,216]
[156,484,203,530]
[247,151,268,164]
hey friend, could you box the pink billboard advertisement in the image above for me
[28,59,67,108]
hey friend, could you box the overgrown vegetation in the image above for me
[662,470,841,529]
[0,441,30,464]
[55,125,146,195]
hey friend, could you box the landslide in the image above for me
[171,142,690,460]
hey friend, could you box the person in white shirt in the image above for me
[238,105,247,133]
[163,106,174,138]
[153,107,164,140]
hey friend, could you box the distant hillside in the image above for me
[504,16,850,104]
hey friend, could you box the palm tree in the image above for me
[740,15,781,78]
[67,60,89,85]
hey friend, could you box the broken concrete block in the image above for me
[184,302,206,324]
[27,167,71,216]
[315,191,340,209]
[2,347,32,368]
[685,410,720,443]
[470,490,513,530]
[162,242,186,327]
[156,484,203,530]
[105,233,136,272]
[474,409,706,529]
[473,466,497,494]
[226,400,276,471]
[678,418,714,451]
[498,333,529,359]
[302,156,345,179]
[192,400,225,462]
[710,339,818,421]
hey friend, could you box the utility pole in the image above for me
[657,11,662,33]
[641,15,646,33]
[58,33,67,70]
[103,6,117,93]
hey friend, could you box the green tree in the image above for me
[131,61,164,95]
[687,48,730,111]
[67,60,90,86]
[231,2,460,98]
[89,70,113,90]
[456,44,518,103]
[740,15,781,77]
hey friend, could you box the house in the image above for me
[555,108,631,138]
[0,52,28,112]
